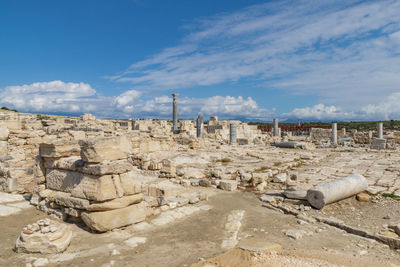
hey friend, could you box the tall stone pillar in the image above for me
[230,123,237,145]
[196,113,204,138]
[273,118,279,137]
[172,93,179,133]
[332,123,337,145]
[377,122,383,139]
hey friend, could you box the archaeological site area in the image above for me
[1,98,400,267]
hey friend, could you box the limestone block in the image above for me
[161,159,176,175]
[79,136,131,163]
[33,156,46,185]
[68,130,86,140]
[371,138,386,150]
[81,203,146,232]
[273,173,287,183]
[219,180,238,191]
[7,168,34,179]
[81,159,132,176]
[44,156,83,171]
[0,123,9,141]
[15,219,72,253]
[70,174,117,202]
[148,180,186,197]
[6,178,18,192]
[55,192,90,209]
[0,141,8,155]
[46,169,83,193]
[112,174,124,197]
[252,172,270,184]
[87,193,143,211]
[119,171,143,195]
[39,141,80,158]
[39,189,57,202]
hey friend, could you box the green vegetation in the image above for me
[249,120,400,131]
[1,106,18,112]
[382,193,400,201]
[216,158,232,163]
[37,114,51,120]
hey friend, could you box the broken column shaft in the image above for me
[172,93,179,133]
[307,174,368,209]
[332,123,337,145]
[196,113,204,138]
[273,118,279,137]
[230,123,237,145]
[377,122,383,139]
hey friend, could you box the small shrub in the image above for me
[382,193,400,201]
[37,115,51,120]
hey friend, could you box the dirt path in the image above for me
[2,191,400,267]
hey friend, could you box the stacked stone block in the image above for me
[33,136,149,232]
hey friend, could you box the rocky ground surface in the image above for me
[1,189,400,267]
[1,145,400,266]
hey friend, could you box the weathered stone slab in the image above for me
[219,180,238,191]
[79,136,131,163]
[87,194,143,211]
[39,141,80,158]
[55,192,90,209]
[44,156,83,171]
[46,169,83,193]
[81,159,133,175]
[70,174,117,202]
[81,203,146,232]
[119,170,156,196]
[148,180,186,197]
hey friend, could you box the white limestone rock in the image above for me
[81,203,147,232]
[15,219,72,253]
[219,180,238,191]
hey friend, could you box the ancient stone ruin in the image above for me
[1,107,400,266]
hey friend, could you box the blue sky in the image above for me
[1,0,400,121]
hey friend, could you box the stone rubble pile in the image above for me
[15,218,72,253]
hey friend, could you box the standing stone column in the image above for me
[377,122,383,139]
[273,118,279,137]
[230,123,237,144]
[196,113,204,138]
[332,123,337,145]
[172,93,179,133]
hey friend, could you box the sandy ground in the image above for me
[1,190,400,267]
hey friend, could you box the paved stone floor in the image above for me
[0,192,31,217]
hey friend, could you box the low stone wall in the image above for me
[31,136,206,232]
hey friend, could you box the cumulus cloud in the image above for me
[111,0,400,110]
[283,93,400,121]
[113,94,273,120]
[283,104,356,121]
[2,80,399,121]
[0,81,108,114]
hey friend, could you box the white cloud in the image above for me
[283,104,356,121]
[113,90,142,109]
[0,81,108,114]
[111,0,400,110]
[2,80,399,121]
[113,94,273,120]
[283,92,400,121]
